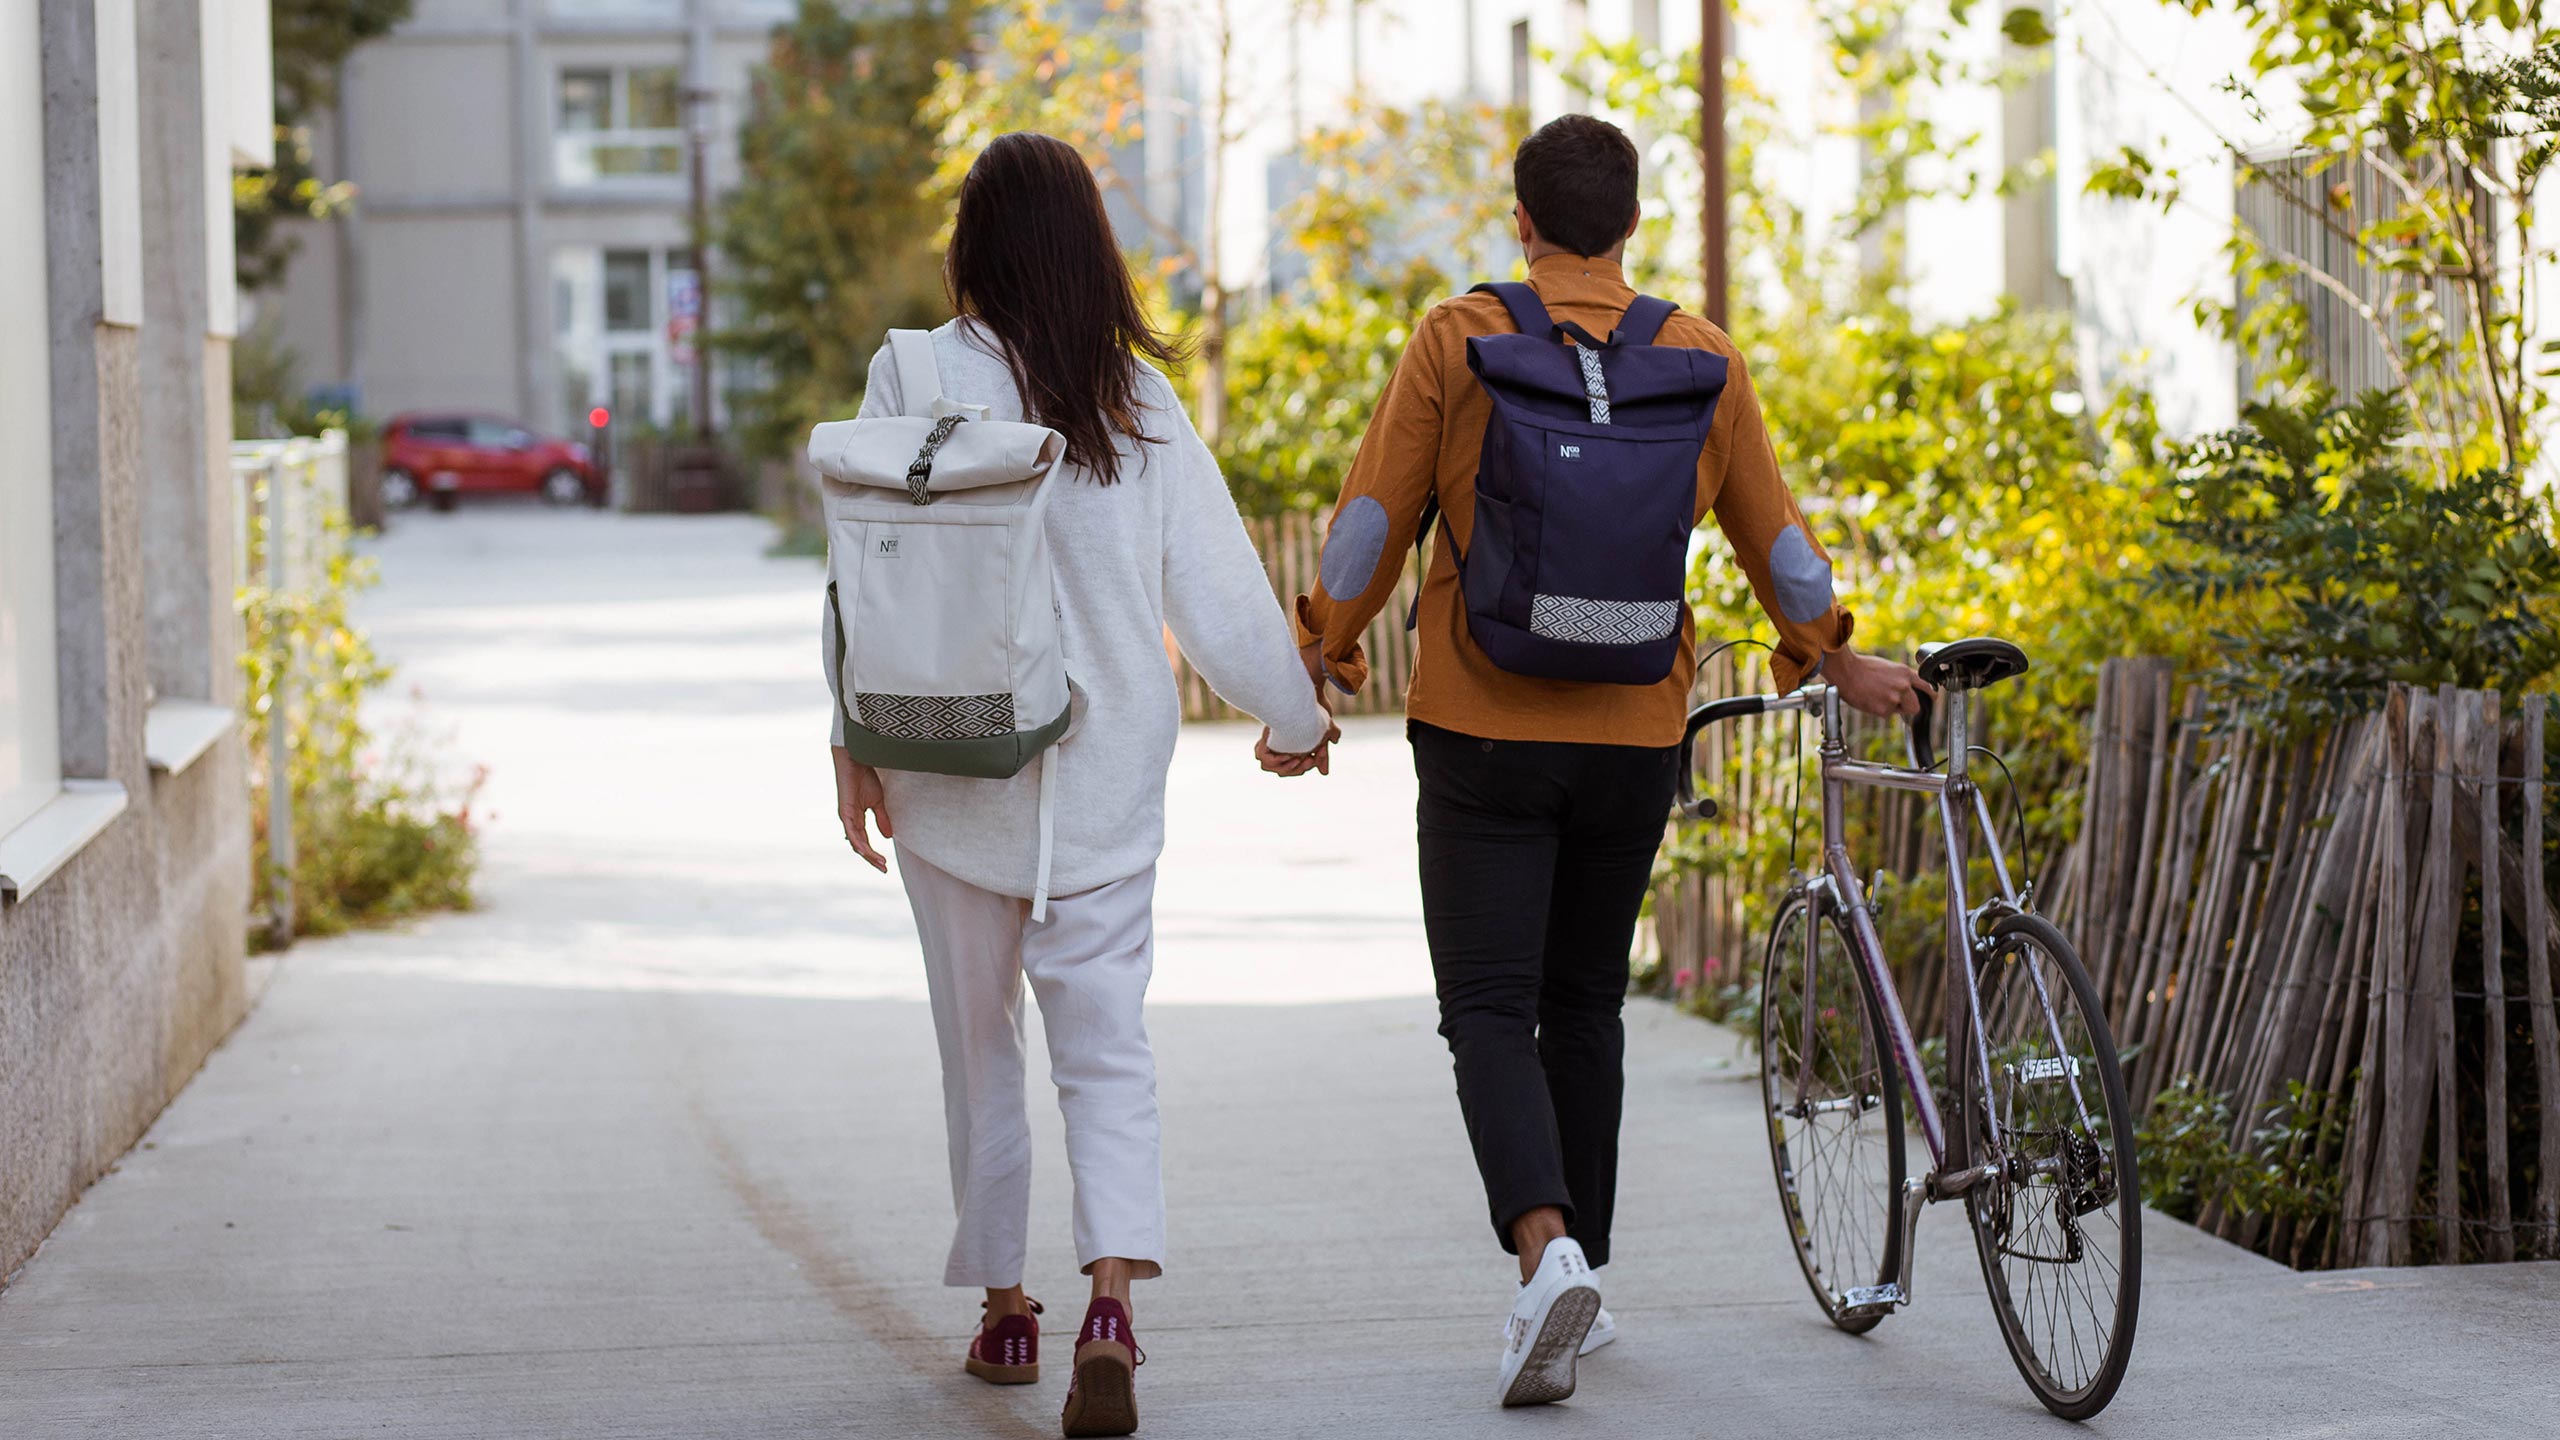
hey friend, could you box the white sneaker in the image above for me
[1495,1238,1602,1407]
[1500,1302,1616,1355]
[1579,1305,1616,1356]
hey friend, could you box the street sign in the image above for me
[667,268,700,366]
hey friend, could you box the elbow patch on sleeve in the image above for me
[1770,524,1836,624]
[1319,495,1393,600]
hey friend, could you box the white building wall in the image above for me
[2057,0,2273,436]
[0,0,61,837]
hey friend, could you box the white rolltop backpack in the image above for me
[808,329,1075,916]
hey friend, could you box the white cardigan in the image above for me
[824,319,1332,900]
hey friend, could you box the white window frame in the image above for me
[551,63,685,188]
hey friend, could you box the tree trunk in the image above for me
[1197,281,1228,449]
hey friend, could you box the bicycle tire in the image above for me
[1959,912,2142,1420]
[1759,887,1908,1335]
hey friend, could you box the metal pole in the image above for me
[687,89,714,441]
[1700,0,1729,329]
[264,455,296,945]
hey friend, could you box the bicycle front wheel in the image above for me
[1760,887,1907,1334]
[1961,913,2141,1419]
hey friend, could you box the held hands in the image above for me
[1260,643,1341,777]
[1827,647,1934,719]
[832,744,894,872]
[1256,718,1342,777]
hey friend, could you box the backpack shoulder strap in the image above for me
[1612,294,1679,347]
[886,328,943,417]
[1469,282,1557,341]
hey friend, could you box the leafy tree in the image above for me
[1219,98,1522,515]
[928,0,1264,444]
[713,0,970,458]
[2085,6,2560,471]
[236,0,412,292]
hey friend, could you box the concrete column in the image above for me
[2001,0,2064,309]
[512,0,546,425]
[136,0,213,705]
[42,0,148,785]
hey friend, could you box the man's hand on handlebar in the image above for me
[1827,646,1934,719]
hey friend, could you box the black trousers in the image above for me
[1411,720,1680,1267]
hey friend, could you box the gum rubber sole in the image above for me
[965,1355,1039,1385]
[1060,1342,1138,1437]
[1501,1285,1600,1408]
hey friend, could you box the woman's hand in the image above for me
[1828,647,1934,719]
[1255,720,1342,777]
[832,745,894,872]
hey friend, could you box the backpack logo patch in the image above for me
[1558,444,1582,460]
[875,535,900,559]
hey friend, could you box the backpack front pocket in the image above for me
[835,513,1016,715]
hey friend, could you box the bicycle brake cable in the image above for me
[1969,744,2039,893]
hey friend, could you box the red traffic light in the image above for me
[588,407,611,428]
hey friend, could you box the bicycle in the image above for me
[1677,637,2141,1420]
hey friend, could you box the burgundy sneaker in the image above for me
[966,1298,1042,1385]
[1059,1297,1143,1437]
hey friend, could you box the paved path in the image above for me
[2,504,2554,1438]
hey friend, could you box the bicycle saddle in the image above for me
[1915,637,2030,691]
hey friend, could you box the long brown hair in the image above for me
[944,133,1188,484]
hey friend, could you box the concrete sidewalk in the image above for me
[1,506,2552,1438]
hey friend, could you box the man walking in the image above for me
[1285,114,1928,1407]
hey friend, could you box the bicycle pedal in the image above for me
[1840,1284,1905,1316]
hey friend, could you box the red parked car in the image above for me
[380,412,604,511]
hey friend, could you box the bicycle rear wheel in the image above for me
[1759,887,1907,1334]
[1960,913,2141,1419]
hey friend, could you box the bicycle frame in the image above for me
[1763,682,2021,1180]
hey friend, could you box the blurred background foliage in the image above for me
[713,0,973,459]
[708,0,2558,859]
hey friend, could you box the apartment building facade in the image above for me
[0,0,267,1277]
[271,0,797,436]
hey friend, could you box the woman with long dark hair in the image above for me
[824,133,1334,1437]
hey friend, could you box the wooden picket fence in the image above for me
[1174,509,1423,720]
[1647,654,2560,1268]
[2056,663,2558,1267]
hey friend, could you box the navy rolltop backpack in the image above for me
[1430,281,1727,686]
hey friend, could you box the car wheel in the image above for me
[431,489,458,513]
[380,468,421,510]
[542,468,588,506]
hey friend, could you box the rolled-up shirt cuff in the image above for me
[1292,594,1371,695]
[1771,609,1855,693]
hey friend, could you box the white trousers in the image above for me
[899,848,1166,1288]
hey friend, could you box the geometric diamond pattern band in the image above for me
[1575,346,1613,425]
[854,690,1019,740]
[1529,594,1679,646]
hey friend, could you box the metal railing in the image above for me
[231,430,350,945]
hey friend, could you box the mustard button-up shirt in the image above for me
[1295,252,1854,746]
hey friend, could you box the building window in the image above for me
[603,248,653,331]
[2235,150,2479,406]
[1510,21,1532,114]
[552,245,703,432]
[553,64,684,184]
[1,6,60,836]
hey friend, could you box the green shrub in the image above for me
[241,484,480,947]
[2136,1075,2345,1230]
[2144,391,2560,733]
